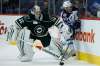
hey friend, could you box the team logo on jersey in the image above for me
[34,25,45,36]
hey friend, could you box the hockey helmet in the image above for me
[63,1,72,8]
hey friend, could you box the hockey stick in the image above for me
[42,48,60,58]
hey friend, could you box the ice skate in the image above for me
[20,55,33,62]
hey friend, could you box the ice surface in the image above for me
[0,41,96,66]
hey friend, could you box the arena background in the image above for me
[0,0,100,66]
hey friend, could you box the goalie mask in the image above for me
[31,5,43,20]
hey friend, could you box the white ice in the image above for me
[0,41,96,66]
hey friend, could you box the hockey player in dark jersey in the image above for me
[14,5,57,62]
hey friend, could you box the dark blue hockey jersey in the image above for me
[60,10,80,30]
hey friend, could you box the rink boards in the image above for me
[74,19,100,65]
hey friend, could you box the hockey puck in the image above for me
[59,61,64,66]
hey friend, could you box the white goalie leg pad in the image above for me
[47,38,61,56]
[48,26,61,56]
[16,27,35,62]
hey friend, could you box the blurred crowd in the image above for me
[0,0,100,18]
